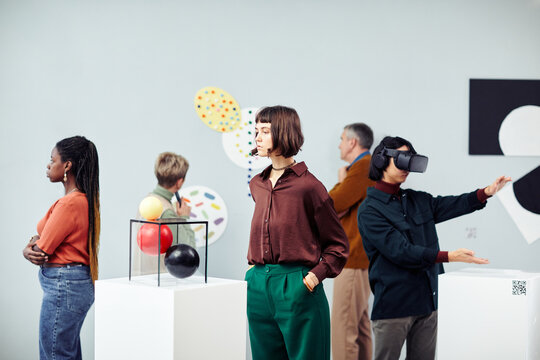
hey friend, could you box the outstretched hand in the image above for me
[485,176,512,196]
[449,248,489,264]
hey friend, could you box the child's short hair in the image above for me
[154,152,189,188]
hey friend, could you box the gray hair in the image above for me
[344,123,374,150]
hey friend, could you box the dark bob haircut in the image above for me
[251,105,304,158]
[369,136,417,181]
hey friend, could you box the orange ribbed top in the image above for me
[36,192,89,265]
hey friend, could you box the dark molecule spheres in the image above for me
[164,244,200,279]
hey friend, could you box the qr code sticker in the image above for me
[512,280,526,296]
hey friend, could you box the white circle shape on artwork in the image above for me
[178,185,228,247]
[222,107,271,169]
[499,105,540,156]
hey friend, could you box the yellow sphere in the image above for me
[139,196,163,220]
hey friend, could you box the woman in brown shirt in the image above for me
[246,106,349,360]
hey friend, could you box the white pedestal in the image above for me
[438,268,540,360]
[95,274,247,360]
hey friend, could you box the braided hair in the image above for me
[56,136,100,282]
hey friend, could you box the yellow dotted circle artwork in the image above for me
[194,87,242,133]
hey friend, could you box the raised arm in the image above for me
[431,176,511,223]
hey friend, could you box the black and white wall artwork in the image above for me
[469,79,540,244]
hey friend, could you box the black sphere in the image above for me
[164,244,200,279]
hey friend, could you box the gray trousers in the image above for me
[372,310,437,360]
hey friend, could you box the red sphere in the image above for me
[136,223,173,256]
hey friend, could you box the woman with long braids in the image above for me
[23,136,100,360]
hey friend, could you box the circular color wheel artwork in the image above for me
[194,86,242,133]
[222,107,271,169]
[179,185,228,247]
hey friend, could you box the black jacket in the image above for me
[357,187,486,320]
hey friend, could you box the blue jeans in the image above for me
[39,265,94,360]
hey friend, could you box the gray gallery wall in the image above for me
[1,0,539,359]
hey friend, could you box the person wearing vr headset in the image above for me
[357,136,511,360]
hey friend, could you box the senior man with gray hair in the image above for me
[329,123,375,360]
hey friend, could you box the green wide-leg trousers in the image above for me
[245,264,330,360]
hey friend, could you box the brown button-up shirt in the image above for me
[248,161,349,282]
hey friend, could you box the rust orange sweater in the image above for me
[35,192,89,265]
[329,155,374,269]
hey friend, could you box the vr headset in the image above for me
[377,148,429,173]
